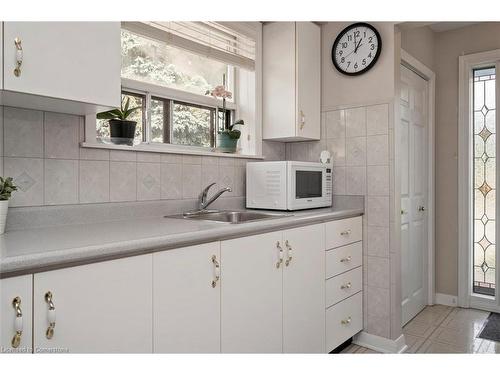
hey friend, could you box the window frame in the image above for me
[458,49,500,312]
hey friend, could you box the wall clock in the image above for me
[331,23,382,76]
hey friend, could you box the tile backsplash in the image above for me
[286,102,397,340]
[1,106,284,209]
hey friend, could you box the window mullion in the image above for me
[144,92,152,144]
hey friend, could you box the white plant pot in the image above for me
[0,200,9,234]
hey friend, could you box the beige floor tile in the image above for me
[417,339,463,354]
[410,305,453,326]
[404,333,427,353]
[402,318,437,338]
[341,344,364,353]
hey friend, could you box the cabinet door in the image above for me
[33,255,152,353]
[296,22,321,140]
[1,275,33,353]
[153,243,220,353]
[221,232,283,353]
[282,223,325,353]
[3,22,121,108]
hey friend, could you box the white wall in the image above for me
[287,22,401,342]
[321,22,396,110]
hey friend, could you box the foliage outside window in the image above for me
[97,29,235,148]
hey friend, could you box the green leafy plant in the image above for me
[221,119,245,139]
[96,97,141,121]
[0,177,17,201]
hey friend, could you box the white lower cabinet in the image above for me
[33,255,153,353]
[220,223,326,353]
[220,231,283,353]
[326,292,363,351]
[153,242,221,353]
[2,215,363,354]
[1,275,33,353]
[282,224,325,353]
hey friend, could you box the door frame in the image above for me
[458,49,500,312]
[399,49,436,306]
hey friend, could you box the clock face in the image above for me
[331,23,382,76]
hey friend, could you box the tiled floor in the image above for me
[341,305,500,353]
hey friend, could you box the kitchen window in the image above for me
[92,22,258,154]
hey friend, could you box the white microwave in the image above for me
[246,161,332,211]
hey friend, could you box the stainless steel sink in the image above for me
[167,210,292,224]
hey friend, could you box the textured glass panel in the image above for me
[473,67,496,296]
[151,98,166,143]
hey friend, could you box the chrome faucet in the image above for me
[199,183,231,211]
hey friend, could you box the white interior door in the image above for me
[400,64,429,325]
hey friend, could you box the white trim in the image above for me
[458,49,500,311]
[80,141,264,160]
[400,49,436,306]
[121,78,237,111]
[434,293,458,307]
[353,332,407,354]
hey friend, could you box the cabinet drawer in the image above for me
[326,267,362,308]
[326,292,363,352]
[326,242,362,278]
[325,216,362,249]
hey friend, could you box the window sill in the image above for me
[80,142,264,160]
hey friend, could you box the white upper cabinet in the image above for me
[1,22,121,114]
[33,255,153,353]
[1,275,33,353]
[153,243,221,353]
[263,22,321,141]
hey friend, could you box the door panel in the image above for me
[33,255,153,353]
[1,275,33,353]
[153,243,220,353]
[282,224,325,353]
[400,64,429,325]
[220,232,283,353]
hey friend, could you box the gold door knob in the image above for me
[341,317,352,325]
[284,240,293,266]
[276,241,284,268]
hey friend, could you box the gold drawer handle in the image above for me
[45,291,56,339]
[340,229,351,236]
[14,38,23,77]
[285,240,293,267]
[211,255,220,288]
[11,297,23,348]
[340,256,352,263]
[276,241,284,268]
[341,316,352,325]
[340,282,352,290]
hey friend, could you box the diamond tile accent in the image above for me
[142,174,156,190]
[15,171,36,192]
[481,261,489,273]
[478,126,492,141]
[478,181,492,196]
[481,214,489,225]
[478,236,492,250]
[481,152,489,163]
[481,105,489,116]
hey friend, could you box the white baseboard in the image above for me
[434,293,458,307]
[352,331,407,354]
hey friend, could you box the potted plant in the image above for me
[206,77,245,153]
[97,97,141,146]
[0,177,17,234]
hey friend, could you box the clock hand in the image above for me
[354,38,362,53]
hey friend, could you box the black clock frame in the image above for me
[331,22,382,76]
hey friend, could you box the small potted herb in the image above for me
[206,77,245,153]
[97,97,141,146]
[0,177,17,234]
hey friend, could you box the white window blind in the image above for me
[122,21,256,71]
